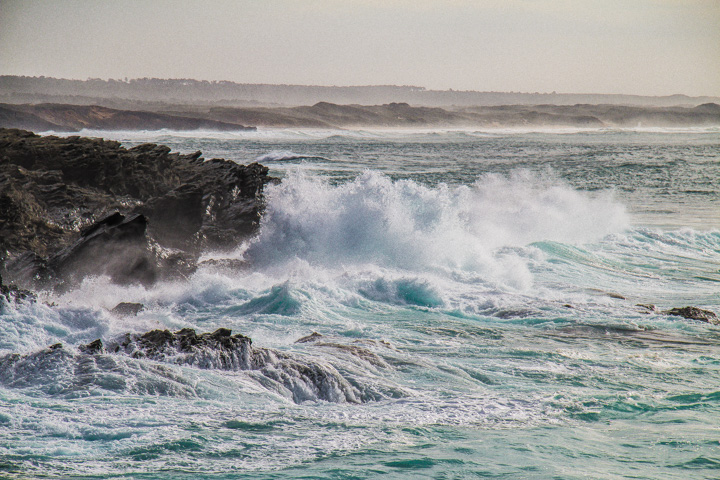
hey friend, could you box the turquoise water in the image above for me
[1,128,719,479]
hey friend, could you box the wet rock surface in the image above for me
[97,328,366,403]
[634,304,719,325]
[110,302,145,316]
[101,328,254,367]
[0,328,390,404]
[662,306,719,325]
[0,128,276,290]
[0,273,35,303]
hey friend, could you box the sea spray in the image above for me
[244,169,628,290]
[3,130,719,478]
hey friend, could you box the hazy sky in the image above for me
[1,0,719,96]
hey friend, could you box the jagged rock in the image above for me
[141,183,205,251]
[0,327,397,403]
[104,328,254,368]
[90,327,364,403]
[49,213,156,289]
[110,302,145,316]
[586,288,626,300]
[79,339,104,354]
[662,306,719,325]
[0,128,276,289]
[0,273,35,302]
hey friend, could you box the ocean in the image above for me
[1,127,719,479]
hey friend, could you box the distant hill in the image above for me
[0,103,254,132]
[1,76,718,109]
[2,101,718,132]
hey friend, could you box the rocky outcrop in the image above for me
[635,304,719,325]
[0,328,381,403]
[100,328,254,369]
[49,213,157,289]
[110,302,145,316]
[0,128,276,289]
[0,273,34,303]
[95,327,365,403]
[663,306,719,325]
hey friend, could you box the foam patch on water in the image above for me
[55,126,720,145]
[255,150,328,163]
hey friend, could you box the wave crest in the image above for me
[244,170,628,285]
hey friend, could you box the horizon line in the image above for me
[2,75,719,99]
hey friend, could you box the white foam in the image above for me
[255,150,328,162]
[243,169,628,291]
[40,126,720,144]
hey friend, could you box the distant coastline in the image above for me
[2,76,719,109]
[1,101,718,132]
[2,76,719,132]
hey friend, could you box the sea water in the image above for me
[1,128,719,479]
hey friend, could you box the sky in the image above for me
[1,0,719,96]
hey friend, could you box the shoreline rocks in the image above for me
[0,128,276,290]
[0,273,35,303]
[662,306,719,325]
[0,328,377,403]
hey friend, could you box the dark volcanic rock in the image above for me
[0,326,397,403]
[0,128,276,289]
[88,327,364,403]
[49,213,157,289]
[295,332,324,343]
[110,302,145,316]
[662,306,719,325]
[78,339,104,354]
[0,273,35,303]
[104,327,253,368]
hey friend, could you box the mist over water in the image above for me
[2,128,720,479]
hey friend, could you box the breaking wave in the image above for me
[244,170,628,291]
[255,150,328,163]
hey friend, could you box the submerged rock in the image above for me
[295,332,324,343]
[636,303,657,313]
[0,344,199,397]
[662,306,719,325]
[311,342,390,368]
